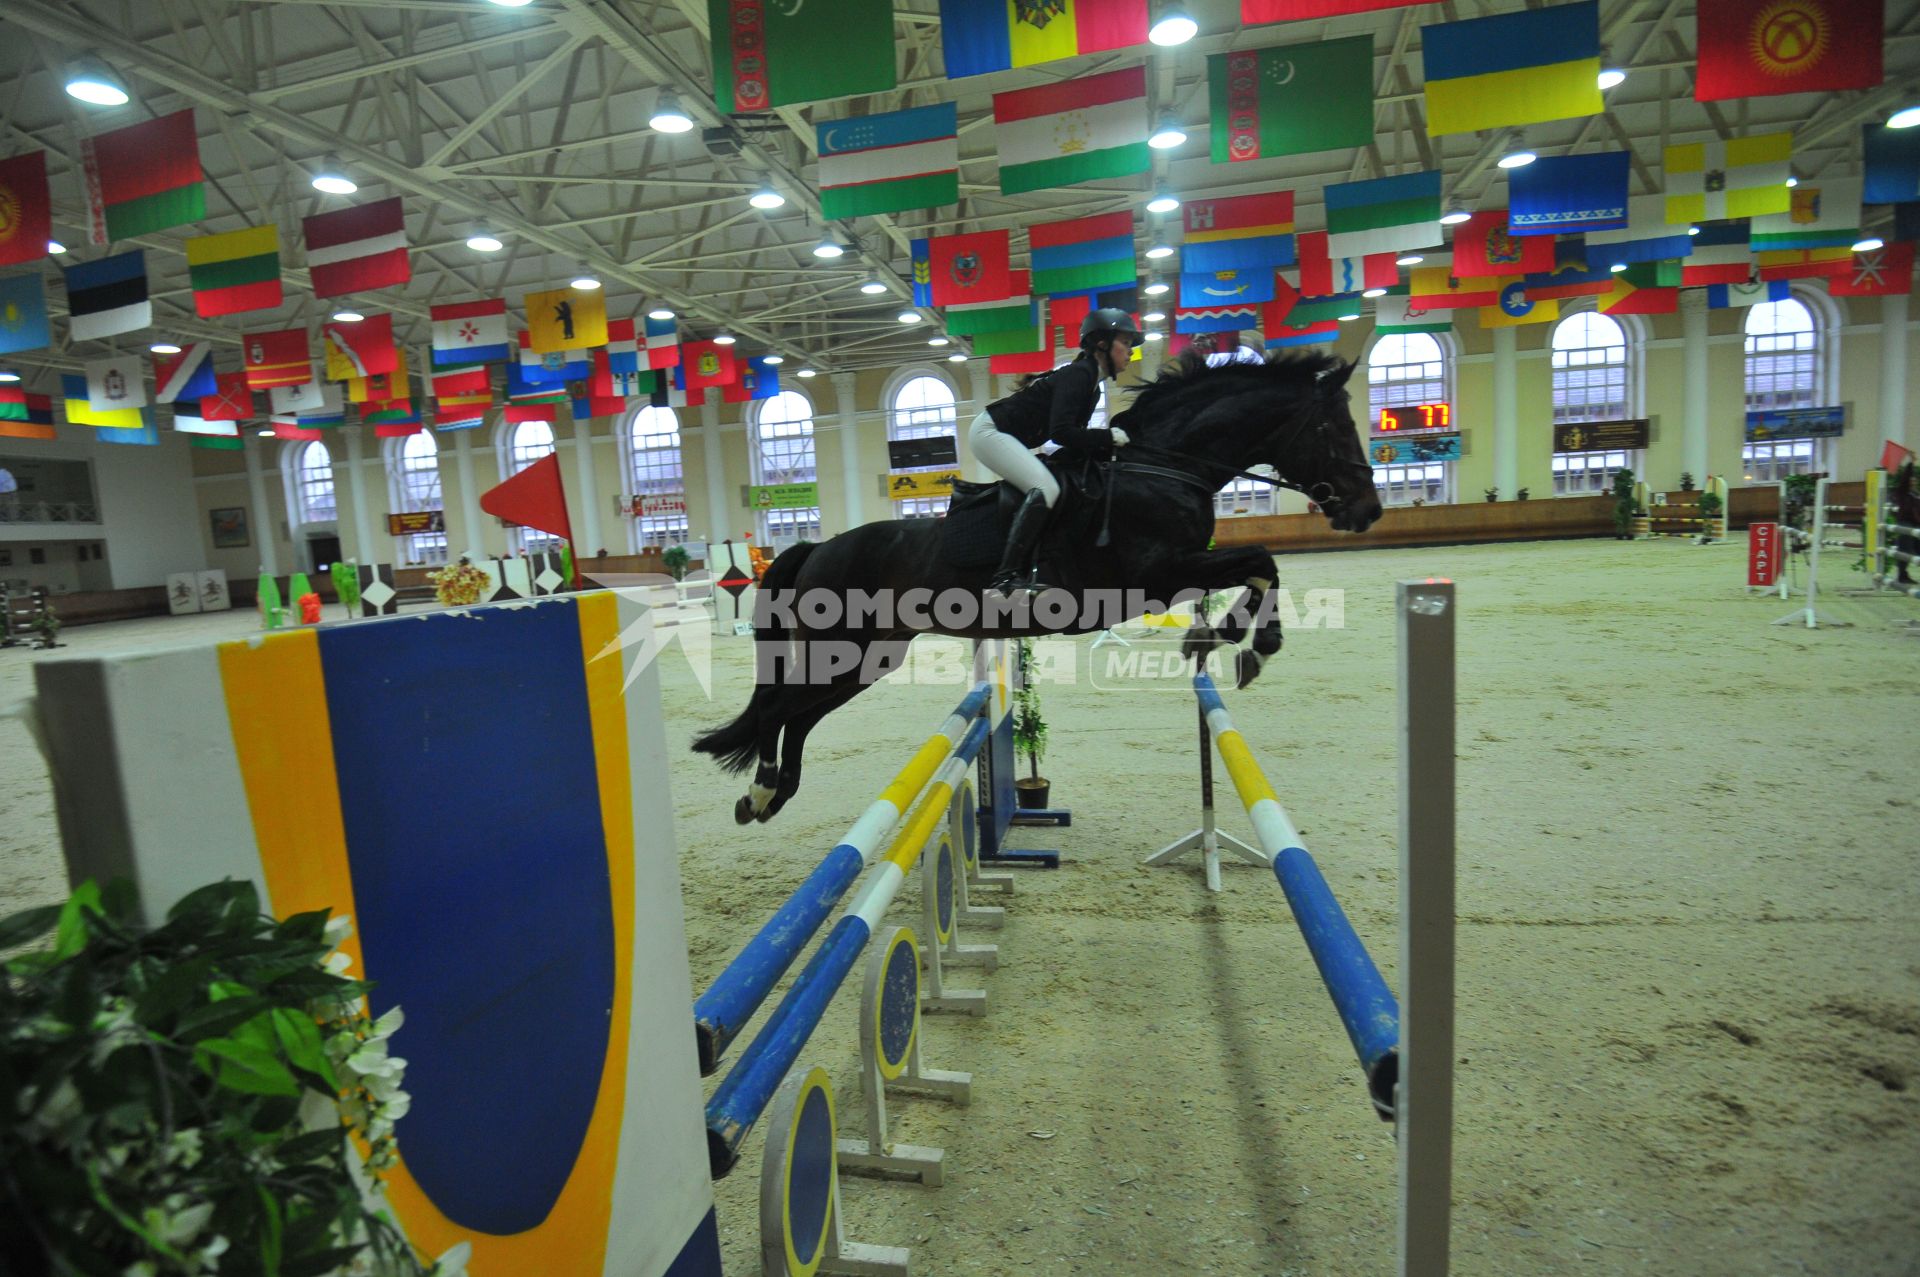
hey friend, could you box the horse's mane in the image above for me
[1122,349,1347,439]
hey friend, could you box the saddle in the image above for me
[939,453,1108,571]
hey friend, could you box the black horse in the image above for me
[694,349,1384,823]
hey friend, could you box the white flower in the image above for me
[368,1006,404,1041]
[165,1127,205,1169]
[197,1233,230,1272]
[431,1241,472,1277]
[160,1199,214,1247]
[122,1263,157,1277]
[322,914,355,948]
[323,951,353,975]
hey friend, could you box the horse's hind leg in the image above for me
[762,637,906,820]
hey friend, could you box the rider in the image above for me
[969,307,1143,593]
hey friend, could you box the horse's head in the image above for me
[1285,359,1382,533]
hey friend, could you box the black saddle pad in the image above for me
[938,460,1106,571]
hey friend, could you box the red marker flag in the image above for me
[479,453,575,579]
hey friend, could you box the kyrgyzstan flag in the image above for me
[303,197,411,298]
[0,151,51,268]
[480,453,575,577]
[1694,0,1881,101]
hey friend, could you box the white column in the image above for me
[1491,326,1518,500]
[453,427,485,560]
[572,416,603,556]
[1681,291,1711,482]
[243,438,280,577]
[958,361,989,481]
[700,391,731,544]
[833,371,865,530]
[342,428,379,565]
[1881,293,1909,454]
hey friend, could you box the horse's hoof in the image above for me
[1182,626,1216,660]
[755,806,775,824]
[733,796,757,825]
[1235,649,1263,690]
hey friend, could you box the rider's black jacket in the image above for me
[984,350,1114,456]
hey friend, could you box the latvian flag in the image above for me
[302,197,410,298]
[430,298,509,366]
[644,314,680,369]
[152,342,217,404]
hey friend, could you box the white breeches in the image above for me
[968,409,1061,507]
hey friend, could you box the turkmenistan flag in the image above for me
[186,225,282,317]
[79,110,204,246]
[1209,36,1373,163]
[709,0,895,113]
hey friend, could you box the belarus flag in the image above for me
[431,299,510,366]
[303,197,410,298]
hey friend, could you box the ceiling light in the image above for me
[749,188,786,210]
[1145,243,1174,259]
[1889,106,1920,129]
[1609,263,1628,273]
[1853,237,1885,253]
[1142,310,1166,322]
[1144,279,1170,296]
[330,311,364,323]
[797,368,817,378]
[1337,312,1361,322]
[1439,204,1472,226]
[713,332,736,345]
[571,275,602,290]
[486,0,536,6]
[1143,331,1164,342]
[149,342,182,354]
[310,159,356,195]
[64,58,130,107]
[1148,114,1188,150]
[1146,190,1181,215]
[763,354,785,365]
[466,232,503,252]
[813,238,846,259]
[650,91,694,134]
[929,336,950,346]
[1362,287,1388,299]
[859,279,889,294]
[648,307,676,320]
[0,371,19,383]
[948,353,967,363]
[1597,68,1626,90]
[258,428,274,437]
[897,310,922,324]
[1397,254,1424,266]
[1784,176,1799,187]
[47,240,67,255]
[1686,226,1701,236]
[1497,150,1537,169]
[1148,9,1198,46]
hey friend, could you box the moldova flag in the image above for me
[939,0,1146,78]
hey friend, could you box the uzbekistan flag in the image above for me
[643,315,680,370]
[1295,230,1397,296]
[303,197,410,298]
[1029,211,1136,297]
[323,313,400,381]
[1509,151,1630,236]
[1421,1,1602,137]
[1325,170,1442,260]
[940,0,1146,78]
[993,67,1149,196]
[243,328,313,390]
[63,251,151,343]
[1749,179,1861,252]
[431,298,510,366]
[817,103,958,220]
[79,109,204,245]
[1583,195,1695,266]
[1664,134,1792,224]
[1181,192,1295,274]
[186,226,282,317]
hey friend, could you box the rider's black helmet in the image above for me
[1080,306,1144,349]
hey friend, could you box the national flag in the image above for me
[322,313,399,380]
[1450,212,1556,277]
[1707,278,1792,308]
[1521,243,1615,301]
[269,382,327,415]
[63,251,150,341]
[0,388,55,440]
[172,413,240,437]
[971,322,1048,356]
[818,103,959,220]
[185,225,282,317]
[1694,0,1881,102]
[1509,151,1629,235]
[0,273,50,355]
[200,372,255,422]
[1598,264,1678,315]
[929,230,1013,308]
[430,298,510,365]
[85,354,146,411]
[1654,222,1751,286]
[1177,302,1261,334]
[1029,211,1136,296]
[643,314,681,369]
[721,355,783,404]
[95,413,159,447]
[910,238,933,306]
[1409,268,1507,310]
[1208,36,1374,163]
[1325,170,1442,260]
[517,331,590,383]
[1750,180,1861,252]
[1584,195,1695,266]
[939,0,1146,77]
[1478,280,1558,328]
[989,347,1059,376]
[1422,2,1601,137]
[1244,0,1425,20]
[526,286,608,353]
[296,383,346,429]
[1829,244,1915,297]
[346,347,410,403]
[79,110,204,245]
[1664,133,1793,224]
[650,378,690,410]
[710,0,895,112]
[1755,247,1853,281]
[993,67,1149,195]
[948,270,1037,335]
[303,197,410,297]
[1181,192,1295,274]
[1863,123,1920,205]
[0,152,51,268]
[1375,293,1451,335]
[242,328,312,389]
[1179,268,1274,307]
[681,340,738,391]
[61,374,143,428]
[153,343,217,403]
[1294,230,1398,297]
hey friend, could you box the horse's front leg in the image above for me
[1158,546,1284,688]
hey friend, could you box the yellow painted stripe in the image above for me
[882,780,956,875]
[1425,59,1600,136]
[1214,730,1280,810]
[878,736,954,812]
[186,223,280,266]
[217,630,364,978]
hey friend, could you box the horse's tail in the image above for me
[690,541,817,773]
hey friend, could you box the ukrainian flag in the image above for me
[1421,0,1603,138]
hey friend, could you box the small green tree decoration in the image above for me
[1483,487,1499,503]
[1611,468,1638,538]
[1678,471,1696,492]
[331,561,362,615]
[1010,638,1047,783]
[31,599,62,649]
[661,545,690,582]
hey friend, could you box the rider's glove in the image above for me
[1109,427,1130,448]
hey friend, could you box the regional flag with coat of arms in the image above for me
[1450,212,1555,278]
[242,328,311,390]
[680,340,737,392]
[928,230,1012,308]
[1693,0,1881,101]
[526,287,608,354]
[322,313,400,381]
[1829,244,1915,298]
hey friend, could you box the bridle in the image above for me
[1113,394,1373,515]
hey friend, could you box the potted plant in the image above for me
[32,600,62,649]
[662,544,690,582]
[0,879,464,1277]
[332,560,362,619]
[1696,489,1724,542]
[1010,638,1051,810]
[1516,487,1530,501]
[427,556,490,607]
[1483,487,1499,503]
[1610,468,1637,539]
[1679,471,1696,492]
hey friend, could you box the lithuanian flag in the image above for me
[186,226,283,317]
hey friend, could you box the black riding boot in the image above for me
[989,488,1051,595]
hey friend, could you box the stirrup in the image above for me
[989,568,1047,597]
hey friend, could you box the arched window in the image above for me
[1550,310,1636,496]
[1366,332,1452,506]
[505,419,565,554]
[1743,297,1821,481]
[293,441,337,525]
[388,432,447,565]
[887,373,957,519]
[626,405,688,547]
[751,390,822,542]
